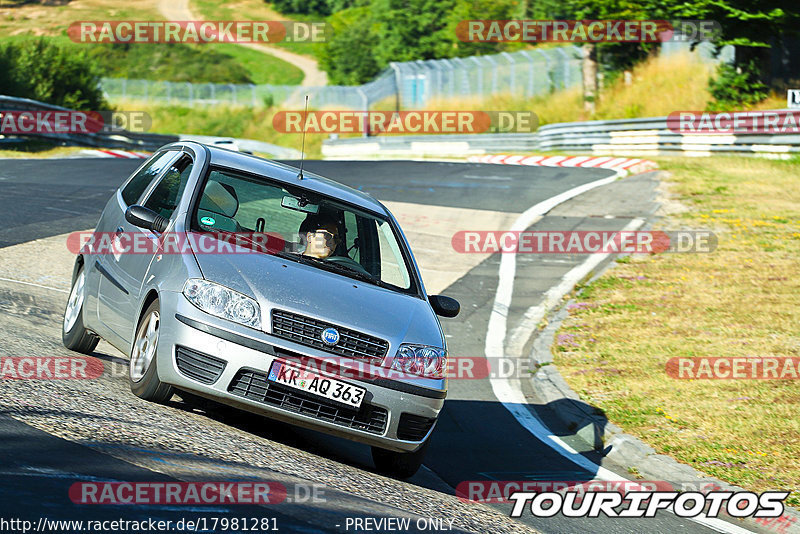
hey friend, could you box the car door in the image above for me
[96,150,182,346]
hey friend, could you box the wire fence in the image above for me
[101,46,584,110]
[100,41,731,111]
[661,40,734,63]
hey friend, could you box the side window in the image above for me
[121,151,178,206]
[142,157,194,220]
[196,171,244,233]
[377,221,411,289]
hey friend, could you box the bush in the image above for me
[0,38,108,110]
[707,59,769,111]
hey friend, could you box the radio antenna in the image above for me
[297,94,309,180]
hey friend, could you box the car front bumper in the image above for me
[155,291,446,452]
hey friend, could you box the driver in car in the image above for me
[300,213,342,259]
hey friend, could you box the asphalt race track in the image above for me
[0,158,733,533]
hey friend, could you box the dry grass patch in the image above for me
[425,52,787,126]
[116,100,327,157]
[0,0,160,36]
[554,156,800,506]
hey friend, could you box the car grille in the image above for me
[271,309,389,366]
[227,369,388,435]
[175,346,227,384]
[396,413,436,441]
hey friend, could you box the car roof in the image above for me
[171,141,388,216]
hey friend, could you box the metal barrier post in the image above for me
[519,50,535,97]
[452,57,470,96]
[356,87,369,137]
[470,56,483,97]
[485,56,498,95]
[502,52,515,93]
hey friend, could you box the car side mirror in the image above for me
[430,295,460,318]
[125,205,169,233]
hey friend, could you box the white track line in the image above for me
[0,277,68,293]
[484,173,752,534]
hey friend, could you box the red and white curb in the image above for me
[78,149,150,159]
[467,154,657,175]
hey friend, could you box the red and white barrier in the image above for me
[79,149,150,159]
[467,154,657,175]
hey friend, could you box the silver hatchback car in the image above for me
[62,142,459,478]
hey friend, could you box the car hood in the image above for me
[192,250,443,349]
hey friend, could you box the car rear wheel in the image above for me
[129,299,174,403]
[62,263,100,354]
[371,440,429,479]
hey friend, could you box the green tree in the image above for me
[706,60,768,110]
[316,7,381,84]
[370,0,458,64]
[0,38,108,110]
[665,0,800,107]
[318,0,523,84]
[531,0,657,112]
[445,0,522,57]
[269,0,333,15]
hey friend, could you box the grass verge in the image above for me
[118,101,326,157]
[0,143,86,158]
[553,157,800,506]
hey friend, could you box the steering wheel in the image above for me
[325,255,372,276]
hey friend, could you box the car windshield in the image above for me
[191,167,415,292]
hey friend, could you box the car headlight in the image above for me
[182,279,261,329]
[390,344,447,379]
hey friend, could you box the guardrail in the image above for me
[0,95,304,157]
[321,133,538,159]
[322,113,800,159]
[536,115,800,156]
[0,95,178,151]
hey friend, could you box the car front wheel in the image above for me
[62,263,100,354]
[372,440,429,479]
[129,299,174,403]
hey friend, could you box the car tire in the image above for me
[62,262,100,354]
[371,440,429,479]
[129,299,174,403]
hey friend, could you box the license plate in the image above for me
[268,361,365,409]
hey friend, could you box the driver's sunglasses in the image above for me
[314,229,340,243]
